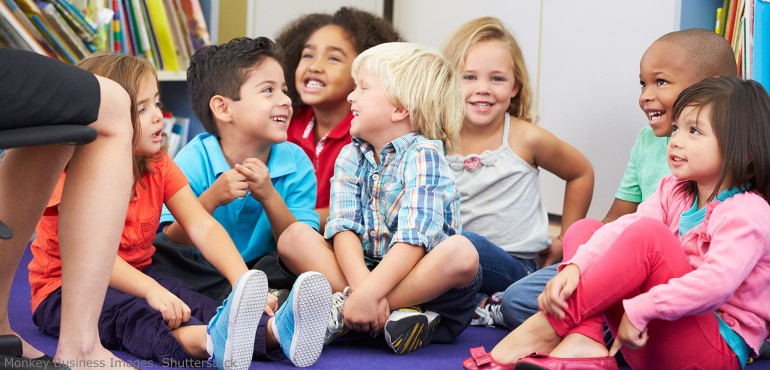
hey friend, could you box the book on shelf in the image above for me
[39,1,90,59]
[717,0,765,84]
[162,111,190,158]
[179,0,209,49]
[0,0,211,73]
[0,0,50,54]
[144,0,180,71]
[163,0,190,70]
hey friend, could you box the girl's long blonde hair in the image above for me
[442,16,533,122]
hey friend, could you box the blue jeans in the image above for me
[463,231,537,296]
[499,263,559,329]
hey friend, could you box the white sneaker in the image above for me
[323,286,350,345]
[471,303,504,327]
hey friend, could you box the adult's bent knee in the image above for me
[92,76,133,139]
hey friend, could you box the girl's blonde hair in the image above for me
[442,16,533,122]
[351,42,463,152]
[77,53,160,187]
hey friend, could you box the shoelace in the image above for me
[487,304,504,326]
[328,286,352,328]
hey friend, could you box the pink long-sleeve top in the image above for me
[568,175,770,354]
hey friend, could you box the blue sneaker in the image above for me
[272,271,332,367]
[207,270,268,370]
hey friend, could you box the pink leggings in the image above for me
[550,218,741,370]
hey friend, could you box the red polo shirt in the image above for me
[287,107,352,208]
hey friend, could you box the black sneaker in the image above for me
[384,306,440,355]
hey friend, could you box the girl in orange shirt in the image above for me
[28,53,331,370]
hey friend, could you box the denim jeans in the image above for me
[499,263,558,329]
[463,231,537,297]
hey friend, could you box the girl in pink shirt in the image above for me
[463,76,770,370]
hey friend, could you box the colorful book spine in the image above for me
[0,0,48,54]
[179,0,209,49]
[716,7,723,34]
[1,0,55,56]
[139,0,163,69]
[144,0,180,71]
[30,14,75,63]
[112,0,121,52]
[38,1,89,59]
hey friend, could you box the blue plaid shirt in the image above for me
[324,133,461,261]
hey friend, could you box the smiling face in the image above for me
[347,67,398,149]
[228,58,292,144]
[295,25,358,111]
[668,104,725,195]
[460,40,519,129]
[639,40,702,137]
[134,72,164,156]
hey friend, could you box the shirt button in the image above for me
[369,230,377,237]
[372,173,379,180]
[370,203,376,210]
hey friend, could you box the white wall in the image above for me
[535,1,678,218]
[248,0,384,40]
[393,0,680,219]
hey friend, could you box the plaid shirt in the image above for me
[324,133,461,261]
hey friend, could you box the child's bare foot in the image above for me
[489,312,562,364]
[550,332,610,358]
[56,345,134,370]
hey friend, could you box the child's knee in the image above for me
[440,235,479,279]
[277,222,315,256]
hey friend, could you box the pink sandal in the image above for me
[462,347,517,370]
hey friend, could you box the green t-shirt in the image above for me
[614,126,670,202]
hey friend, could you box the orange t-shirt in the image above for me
[28,154,188,312]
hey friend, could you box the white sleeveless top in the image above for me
[447,114,550,259]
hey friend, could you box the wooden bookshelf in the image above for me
[157,70,186,81]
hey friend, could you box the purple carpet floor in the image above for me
[9,246,770,369]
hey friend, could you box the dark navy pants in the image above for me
[33,266,282,363]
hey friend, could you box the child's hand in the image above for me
[538,264,580,319]
[538,236,564,268]
[263,292,278,317]
[374,297,390,336]
[342,289,381,334]
[235,159,275,202]
[206,168,249,206]
[146,286,192,330]
[609,313,648,356]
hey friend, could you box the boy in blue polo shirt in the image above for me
[152,37,319,301]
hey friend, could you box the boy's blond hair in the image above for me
[352,42,463,152]
[442,16,533,122]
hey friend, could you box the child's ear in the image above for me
[391,106,409,122]
[209,95,232,122]
[511,82,521,98]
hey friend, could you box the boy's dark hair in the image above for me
[658,29,738,78]
[673,75,770,203]
[187,37,280,136]
[275,7,402,108]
